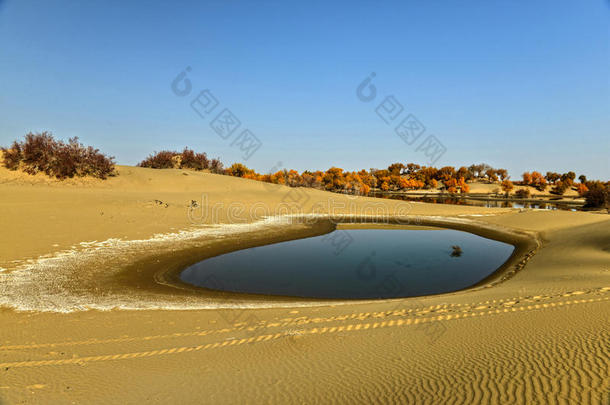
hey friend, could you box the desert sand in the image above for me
[0,165,608,404]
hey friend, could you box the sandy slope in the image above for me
[0,166,608,404]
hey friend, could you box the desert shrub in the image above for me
[82,145,116,179]
[209,158,224,174]
[1,141,23,170]
[139,148,215,171]
[138,150,178,169]
[1,132,115,179]
[180,147,209,170]
[21,132,57,175]
[583,182,609,208]
[515,188,531,199]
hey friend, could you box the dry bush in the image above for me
[515,188,531,199]
[139,148,214,171]
[551,180,569,195]
[138,150,179,169]
[209,158,224,174]
[1,132,115,179]
[179,148,209,170]
[1,141,22,170]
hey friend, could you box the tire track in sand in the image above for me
[0,294,608,369]
[1,286,608,352]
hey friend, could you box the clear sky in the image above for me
[1,0,608,179]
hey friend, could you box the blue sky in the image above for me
[0,0,608,179]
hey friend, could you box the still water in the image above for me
[181,228,515,299]
[370,193,581,211]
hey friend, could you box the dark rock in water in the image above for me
[451,245,463,257]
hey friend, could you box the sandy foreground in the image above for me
[0,166,608,404]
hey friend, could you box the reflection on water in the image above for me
[181,228,515,299]
[370,193,581,211]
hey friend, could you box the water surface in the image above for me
[181,228,515,299]
[370,193,581,211]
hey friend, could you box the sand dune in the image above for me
[0,166,608,404]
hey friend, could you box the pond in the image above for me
[180,227,515,299]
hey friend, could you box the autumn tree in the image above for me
[522,172,532,185]
[312,171,324,188]
[437,166,456,182]
[578,175,587,184]
[457,166,471,181]
[387,163,405,176]
[405,163,421,175]
[501,179,514,196]
[372,169,390,188]
[322,167,346,191]
[467,164,478,179]
[545,172,561,184]
[399,178,425,190]
[226,163,254,178]
[576,183,589,196]
[417,166,438,185]
[357,169,376,190]
[551,180,569,195]
[469,163,491,179]
[285,169,302,187]
[496,169,508,181]
[485,168,498,183]
[444,178,458,194]
[458,177,469,193]
[530,171,547,191]
[561,171,576,183]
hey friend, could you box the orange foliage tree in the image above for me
[576,183,589,196]
[501,179,514,196]
[530,171,547,191]
[322,167,346,191]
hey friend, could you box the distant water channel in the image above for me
[370,193,582,211]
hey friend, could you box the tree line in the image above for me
[137,149,608,207]
[1,135,606,208]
